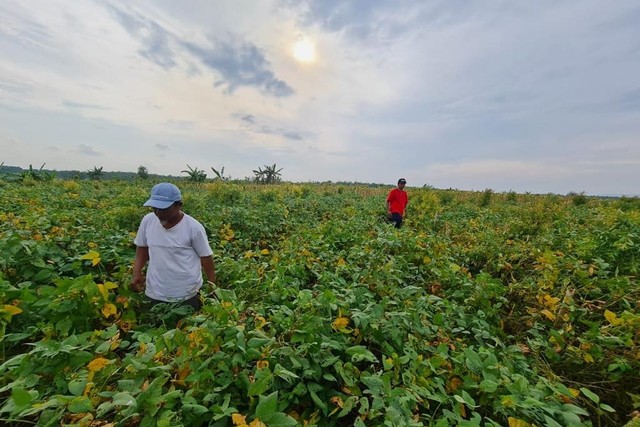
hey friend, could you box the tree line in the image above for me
[0,162,284,184]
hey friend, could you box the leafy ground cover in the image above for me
[0,180,638,426]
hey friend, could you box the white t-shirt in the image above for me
[134,212,213,302]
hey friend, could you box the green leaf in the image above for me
[248,368,273,397]
[454,390,478,408]
[346,345,378,363]
[256,391,278,421]
[12,387,33,406]
[183,403,209,415]
[479,380,498,393]
[68,379,87,396]
[543,416,563,427]
[561,403,589,416]
[68,396,94,413]
[323,373,337,382]
[464,349,483,374]
[111,392,137,406]
[580,387,600,404]
[273,364,299,383]
[599,403,616,413]
[362,375,385,395]
[435,418,450,427]
[265,412,298,426]
[308,383,328,415]
[248,337,273,348]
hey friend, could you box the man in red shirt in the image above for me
[387,178,408,228]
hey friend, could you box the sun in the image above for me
[292,39,316,63]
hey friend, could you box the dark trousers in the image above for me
[389,213,403,228]
[144,292,202,311]
[141,293,202,328]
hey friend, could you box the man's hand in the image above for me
[130,275,146,293]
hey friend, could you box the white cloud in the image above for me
[0,0,639,194]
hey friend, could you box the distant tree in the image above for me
[211,166,229,181]
[479,188,494,207]
[253,163,283,184]
[181,164,207,182]
[20,163,54,182]
[137,165,149,180]
[567,191,588,206]
[87,166,104,180]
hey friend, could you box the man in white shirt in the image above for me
[131,182,216,310]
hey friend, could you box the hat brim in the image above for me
[143,199,174,209]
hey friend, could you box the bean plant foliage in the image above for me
[0,180,639,426]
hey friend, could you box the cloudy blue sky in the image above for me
[1,1,639,195]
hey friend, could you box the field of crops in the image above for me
[0,179,639,426]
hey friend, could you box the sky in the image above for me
[1,1,639,195]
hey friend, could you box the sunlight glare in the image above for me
[292,39,316,63]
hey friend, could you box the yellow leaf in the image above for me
[459,402,467,418]
[331,316,350,331]
[97,284,109,301]
[110,332,121,350]
[501,396,516,408]
[330,395,344,408]
[177,366,190,381]
[104,281,118,289]
[92,257,101,266]
[604,310,623,326]
[508,417,533,427]
[80,250,100,261]
[254,316,266,329]
[248,420,266,427]
[83,382,94,396]
[542,294,561,309]
[137,342,147,356]
[101,303,117,319]
[540,309,556,321]
[260,249,270,255]
[87,357,111,372]
[232,413,247,426]
[3,305,22,316]
[569,388,580,397]
[583,353,595,363]
[449,377,463,392]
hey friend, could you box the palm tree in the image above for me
[211,166,229,181]
[253,163,283,184]
[181,164,207,182]
[87,166,104,180]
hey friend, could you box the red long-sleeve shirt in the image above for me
[387,188,408,214]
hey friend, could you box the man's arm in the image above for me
[131,246,149,292]
[201,256,216,284]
